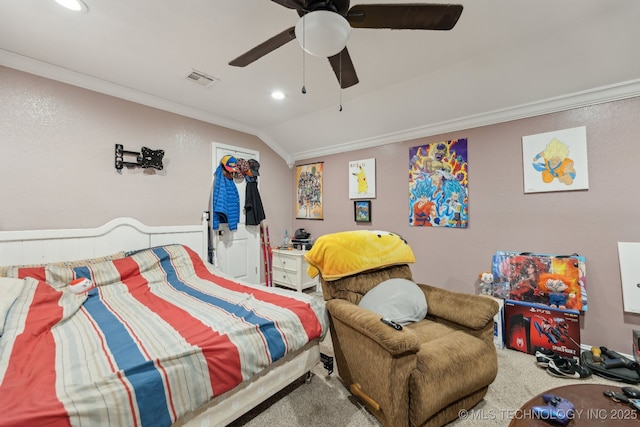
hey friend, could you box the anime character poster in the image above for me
[522,126,589,193]
[409,138,468,228]
[349,158,376,199]
[296,162,323,220]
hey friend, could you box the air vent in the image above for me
[185,70,218,88]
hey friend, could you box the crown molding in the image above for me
[3,49,639,167]
[290,78,640,162]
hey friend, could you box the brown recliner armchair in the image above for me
[320,264,499,427]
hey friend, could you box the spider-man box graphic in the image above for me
[504,299,580,359]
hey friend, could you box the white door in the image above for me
[211,143,261,284]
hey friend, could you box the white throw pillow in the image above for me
[359,278,427,325]
[0,277,25,336]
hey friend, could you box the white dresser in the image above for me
[271,248,318,292]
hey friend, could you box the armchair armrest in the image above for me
[326,299,421,356]
[418,284,499,331]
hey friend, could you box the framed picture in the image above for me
[349,158,376,199]
[522,126,589,193]
[409,138,469,228]
[354,200,371,222]
[295,162,323,219]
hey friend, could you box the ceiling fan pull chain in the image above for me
[301,55,306,94]
[301,52,307,94]
[301,15,307,94]
[339,52,343,111]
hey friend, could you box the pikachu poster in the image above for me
[348,158,376,199]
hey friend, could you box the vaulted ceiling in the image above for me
[1,1,639,165]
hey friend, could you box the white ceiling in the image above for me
[1,1,639,165]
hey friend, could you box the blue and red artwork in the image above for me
[409,138,468,228]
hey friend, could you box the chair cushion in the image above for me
[320,264,413,304]
[409,331,497,425]
[359,278,427,325]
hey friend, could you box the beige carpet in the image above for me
[227,334,627,427]
[448,347,624,426]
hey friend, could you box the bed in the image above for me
[0,214,328,427]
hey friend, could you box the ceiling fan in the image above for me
[229,1,463,89]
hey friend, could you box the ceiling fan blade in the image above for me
[347,4,463,30]
[229,27,296,67]
[270,0,307,10]
[332,0,351,16]
[328,48,359,88]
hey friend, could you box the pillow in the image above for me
[46,260,122,290]
[125,246,168,257]
[0,277,25,336]
[0,251,126,280]
[305,230,415,281]
[359,278,427,325]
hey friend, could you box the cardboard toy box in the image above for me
[491,251,587,311]
[503,299,580,359]
[634,330,640,363]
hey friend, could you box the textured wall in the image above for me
[294,96,640,354]
[0,66,292,233]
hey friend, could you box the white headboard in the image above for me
[0,213,209,267]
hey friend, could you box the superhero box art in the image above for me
[491,251,587,311]
[504,300,580,360]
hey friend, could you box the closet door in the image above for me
[212,143,260,285]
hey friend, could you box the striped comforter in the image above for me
[0,245,327,427]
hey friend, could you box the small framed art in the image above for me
[522,126,589,193]
[354,200,371,223]
[349,158,376,199]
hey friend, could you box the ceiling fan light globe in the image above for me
[54,0,88,12]
[295,11,351,58]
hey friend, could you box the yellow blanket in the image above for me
[304,230,415,281]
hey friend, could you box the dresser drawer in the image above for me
[270,248,317,292]
[271,252,300,271]
[272,266,302,287]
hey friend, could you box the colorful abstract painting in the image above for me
[409,138,468,228]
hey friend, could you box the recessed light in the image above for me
[54,0,89,12]
[271,90,286,100]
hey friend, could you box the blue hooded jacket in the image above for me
[212,164,240,231]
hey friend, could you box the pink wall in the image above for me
[294,97,640,354]
[2,65,638,354]
[0,66,293,233]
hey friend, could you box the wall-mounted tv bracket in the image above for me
[115,144,164,171]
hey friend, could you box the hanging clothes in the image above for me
[245,179,266,225]
[244,159,265,225]
[212,163,240,231]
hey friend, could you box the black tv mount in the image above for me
[115,144,164,171]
